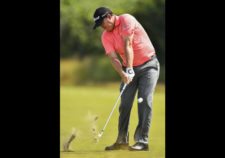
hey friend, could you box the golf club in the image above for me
[98,83,127,139]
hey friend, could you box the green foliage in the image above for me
[60,0,165,65]
[74,56,120,84]
[133,0,165,65]
[60,0,139,58]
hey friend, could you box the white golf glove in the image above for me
[126,67,135,79]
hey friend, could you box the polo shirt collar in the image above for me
[114,15,120,27]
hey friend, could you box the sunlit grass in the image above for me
[60,84,165,158]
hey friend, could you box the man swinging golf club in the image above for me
[93,7,160,151]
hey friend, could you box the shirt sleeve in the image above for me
[101,32,115,55]
[120,14,136,37]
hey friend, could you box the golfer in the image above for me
[93,7,160,151]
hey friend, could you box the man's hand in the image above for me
[126,67,135,79]
[121,71,132,84]
[121,68,135,84]
[107,52,135,85]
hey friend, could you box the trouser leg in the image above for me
[116,81,138,144]
[134,65,160,144]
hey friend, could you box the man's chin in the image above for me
[106,28,114,32]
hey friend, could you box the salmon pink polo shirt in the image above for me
[101,14,155,67]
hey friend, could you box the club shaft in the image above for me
[100,84,127,136]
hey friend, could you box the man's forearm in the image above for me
[107,52,131,84]
[124,42,135,80]
[123,35,134,68]
[125,45,134,68]
[109,57,125,78]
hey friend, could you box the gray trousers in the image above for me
[116,56,160,144]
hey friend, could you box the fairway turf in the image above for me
[60,84,165,158]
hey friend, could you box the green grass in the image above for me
[60,83,165,158]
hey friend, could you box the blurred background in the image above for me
[60,0,165,86]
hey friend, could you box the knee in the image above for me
[146,95,154,108]
[138,95,153,109]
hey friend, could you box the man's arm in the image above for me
[122,34,135,79]
[107,52,131,84]
[123,34,134,68]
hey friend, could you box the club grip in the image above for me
[122,83,127,91]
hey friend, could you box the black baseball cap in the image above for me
[93,7,113,30]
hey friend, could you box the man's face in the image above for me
[100,15,114,32]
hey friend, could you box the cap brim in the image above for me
[93,20,103,30]
[93,24,98,30]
